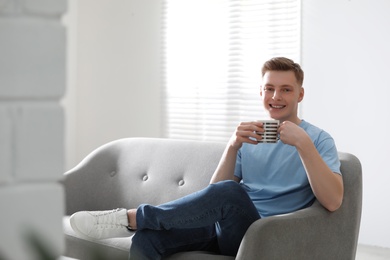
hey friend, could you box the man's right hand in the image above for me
[229,121,265,150]
[210,121,265,184]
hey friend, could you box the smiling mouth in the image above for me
[270,104,286,109]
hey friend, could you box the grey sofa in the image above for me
[63,137,362,260]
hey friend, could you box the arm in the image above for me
[210,144,241,183]
[278,121,344,211]
[210,121,264,184]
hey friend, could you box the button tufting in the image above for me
[109,171,116,177]
[142,175,149,181]
[178,179,185,186]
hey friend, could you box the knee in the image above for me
[209,180,253,207]
[210,180,244,197]
[211,179,240,189]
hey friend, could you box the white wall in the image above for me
[65,0,390,249]
[301,0,390,248]
[64,0,162,170]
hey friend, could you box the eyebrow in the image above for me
[264,83,294,88]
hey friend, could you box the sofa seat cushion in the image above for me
[63,216,234,260]
[63,216,132,260]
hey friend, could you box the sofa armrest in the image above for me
[236,201,347,260]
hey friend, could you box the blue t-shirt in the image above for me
[234,120,341,218]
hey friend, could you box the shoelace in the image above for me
[93,209,123,228]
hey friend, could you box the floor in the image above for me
[59,244,390,260]
[356,244,390,260]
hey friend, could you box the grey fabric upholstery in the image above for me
[62,138,362,260]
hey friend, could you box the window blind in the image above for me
[162,0,301,142]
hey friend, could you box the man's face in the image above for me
[260,70,304,124]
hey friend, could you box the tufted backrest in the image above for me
[63,138,226,215]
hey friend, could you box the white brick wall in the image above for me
[0,17,65,98]
[0,0,67,259]
[0,184,64,260]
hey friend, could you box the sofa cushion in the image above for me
[63,216,132,260]
[63,215,234,260]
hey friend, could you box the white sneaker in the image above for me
[70,208,131,240]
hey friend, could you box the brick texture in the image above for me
[24,0,67,16]
[0,184,65,260]
[13,103,64,181]
[0,105,12,183]
[0,0,66,259]
[0,17,65,98]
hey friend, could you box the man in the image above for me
[70,57,343,259]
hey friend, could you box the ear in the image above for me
[298,87,304,103]
[260,85,263,97]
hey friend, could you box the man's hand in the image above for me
[278,120,310,147]
[229,121,265,150]
[210,121,264,184]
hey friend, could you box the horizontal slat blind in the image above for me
[162,0,300,142]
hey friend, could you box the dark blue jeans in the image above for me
[129,180,260,259]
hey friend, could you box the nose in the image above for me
[272,90,282,100]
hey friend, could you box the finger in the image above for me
[232,135,257,147]
[238,121,265,128]
[240,121,264,125]
[277,122,285,133]
[237,122,264,133]
[236,130,262,143]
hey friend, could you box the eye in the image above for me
[264,86,274,92]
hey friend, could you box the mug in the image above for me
[257,120,280,143]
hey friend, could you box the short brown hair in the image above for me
[261,57,304,87]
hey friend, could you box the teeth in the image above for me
[271,105,284,109]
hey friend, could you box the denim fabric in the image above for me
[129,180,260,259]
